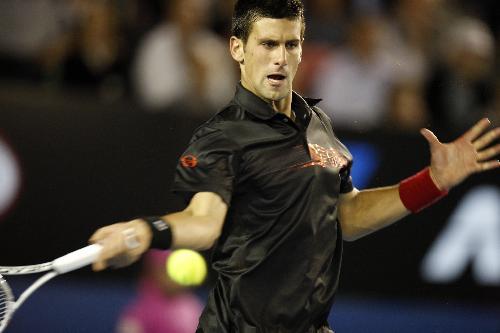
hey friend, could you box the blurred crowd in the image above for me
[0,0,498,135]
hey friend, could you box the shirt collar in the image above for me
[233,82,321,122]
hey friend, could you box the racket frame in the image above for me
[0,274,14,332]
[0,244,102,332]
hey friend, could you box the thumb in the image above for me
[420,128,440,148]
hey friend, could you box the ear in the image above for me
[298,40,303,63]
[230,36,245,64]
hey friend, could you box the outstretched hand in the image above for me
[421,118,500,191]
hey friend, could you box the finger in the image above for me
[473,127,500,150]
[92,243,113,271]
[89,223,123,243]
[89,225,114,243]
[477,144,500,161]
[92,242,114,271]
[420,128,440,148]
[477,160,500,172]
[463,118,491,142]
[92,260,107,271]
[90,229,125,271]
[89,229,111,244]
[107,254,137,269]
[92,238,123,271]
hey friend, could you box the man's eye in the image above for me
[286,42,299,49]
[262,41,276,48]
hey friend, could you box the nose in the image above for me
[273,45,287,66]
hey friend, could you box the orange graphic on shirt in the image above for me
[180,155,198,168]
[301,144,348,169]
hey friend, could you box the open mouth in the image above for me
[267,74,287,87]
[267,74,286,81]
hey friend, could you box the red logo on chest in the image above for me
[301,144,348,169]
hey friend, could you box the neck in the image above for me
[240,79,293,118]
[270,92,293,118]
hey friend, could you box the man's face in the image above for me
[233,18,303,102]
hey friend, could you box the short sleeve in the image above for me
[172,127,239,205]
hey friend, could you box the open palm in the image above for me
[421,118,500,190]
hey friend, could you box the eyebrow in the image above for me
[257,38,301,43]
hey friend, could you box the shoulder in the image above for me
[188,103,243,147]
[311,105,331,121]
[304,98,333,127]
[190,101,276,149]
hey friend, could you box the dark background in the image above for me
[0,88,498,332]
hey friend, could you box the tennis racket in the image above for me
[0,244,102,332]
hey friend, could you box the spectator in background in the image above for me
[426,17,496,136]
[453,0,499,39]
[45,0,130,101]
[0,0,130,101]
[0,0,75,80]
[305,0,349,46]
[490,80,500,125]
[116,250,203,333]
[120,0,165,46]
[211,0,235,38]
[387,81,429,131]
[381,0,446,86]
[293,0,350,95]
[377,0,448,132]
[132,0,236,115]
[312,13,395,131]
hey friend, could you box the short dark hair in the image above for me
[231,0,305,43]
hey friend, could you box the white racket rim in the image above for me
[0,274,14,332]
[0,262,53,275]
[0,244,102,332]
[0,271,59,333]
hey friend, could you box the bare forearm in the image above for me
[339,185,409,241]
[163,192,227,250]
[339,118,500,241]
[90,192,227,271]
[165,210,223,250]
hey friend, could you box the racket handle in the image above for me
[52,244,103,274]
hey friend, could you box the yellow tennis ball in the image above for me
[166,249,207,286]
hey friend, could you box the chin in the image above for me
[262,89,288,102]
[271,92,289,102]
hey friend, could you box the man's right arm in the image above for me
[89,192,228,271]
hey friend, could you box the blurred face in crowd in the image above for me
[349,15,381,60]
[170,0,209,34]
[230,18,303,103]
[398,0,440,30]
[309,0,346,17]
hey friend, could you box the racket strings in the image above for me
[0,294,6,321]
[0,295,6,322]
[0,277,13,327]
[0,262,52,275]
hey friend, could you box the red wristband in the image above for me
[399,168,448,213]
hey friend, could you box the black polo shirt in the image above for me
[173,83,353,333]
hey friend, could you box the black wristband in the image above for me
[142,216,173,250]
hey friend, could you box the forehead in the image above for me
[248,17,302,41]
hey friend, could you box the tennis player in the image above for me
[90,1,500,332]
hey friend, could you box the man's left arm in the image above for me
[339,118,500,241]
